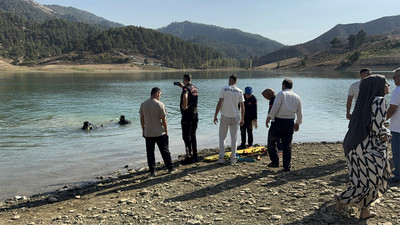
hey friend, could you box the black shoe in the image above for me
[283,167,291,172]
[180,157,194,165]
[267,162,279,168]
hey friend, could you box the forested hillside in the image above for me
[0,0,122,28]
[85,26,222,68]
[0,11,222,68]
[158,21,284,60]
[0,0,52,22]
[0,11,102,63]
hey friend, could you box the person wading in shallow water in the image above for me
[81,121,97,130]
[118,115,131,125]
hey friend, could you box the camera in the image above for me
[173,82,180,86]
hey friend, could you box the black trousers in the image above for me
[240,120,253,147]
[267,118,294,168]
[145,135,173,173]
[181,120,198,160]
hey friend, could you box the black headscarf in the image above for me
[343,75,386,156]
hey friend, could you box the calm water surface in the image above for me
[0,70,393,200]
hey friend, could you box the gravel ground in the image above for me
[0,142,399,225]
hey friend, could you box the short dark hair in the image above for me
[360,68,370,74]
[183,73,192,81]
[282,78,293,89]
[151,87,161,96]
[229,74,238,82]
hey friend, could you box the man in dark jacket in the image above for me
[240,86,257,149]
[176,74,199,164]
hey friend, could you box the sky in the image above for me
[34,0,399,46]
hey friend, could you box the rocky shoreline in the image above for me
[0,142,399,225]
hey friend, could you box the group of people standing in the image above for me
[139,73,303,175]
[335,68,400,220]
[138,70,400,220]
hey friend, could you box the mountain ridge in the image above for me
[158,21,285,59]
[0,0,123,28]
[254,15,400,66]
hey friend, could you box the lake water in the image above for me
[0,70,394,200]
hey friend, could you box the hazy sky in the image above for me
[35,0,399,45]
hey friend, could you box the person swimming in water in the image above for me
[81,121,97,130]
[118,115,131,125]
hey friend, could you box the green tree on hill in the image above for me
[330,38,343,48]
[348,30,367,49]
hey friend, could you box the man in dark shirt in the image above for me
[262,88,284,151]
[240,86,257,149]
[262,88,276,113]
[176,73,199,164]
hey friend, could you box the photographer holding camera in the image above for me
[175,73,199,164]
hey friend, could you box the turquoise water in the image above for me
[0,70,393,200]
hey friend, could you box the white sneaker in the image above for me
[231,158,237,165]
[217,158,225,164]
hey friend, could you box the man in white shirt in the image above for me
[346,68,371,119]
[387,68,400,182]
[214,74,245,165]
[266,79,302,171]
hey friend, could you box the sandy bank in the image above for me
[0,142,399,224]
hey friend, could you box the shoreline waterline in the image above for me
[1,141,342,202]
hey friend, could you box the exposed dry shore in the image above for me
[2,59,393,74]
[0,61,245,73]
[0,62,173,73]
[0,142,399,225]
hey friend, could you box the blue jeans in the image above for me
[391,131,400,178]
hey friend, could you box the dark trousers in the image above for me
[240,120,253,147]
[267,118,294,168]
[145,135,173,173]
[181,120,198,160]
